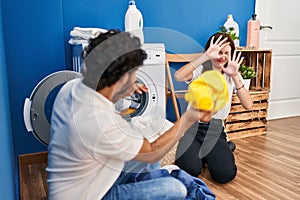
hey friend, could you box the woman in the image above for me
[174,32,253,184]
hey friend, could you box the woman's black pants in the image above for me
[175,119,237,184]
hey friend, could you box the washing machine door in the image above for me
[115,81,150,120]
[115,68,169,142]
[23,70,82,145]
[115,69,160,120]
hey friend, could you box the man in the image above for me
[46,30,213,199]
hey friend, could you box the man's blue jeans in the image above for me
[102,161,187,200]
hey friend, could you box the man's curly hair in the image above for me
[81,30,147,91]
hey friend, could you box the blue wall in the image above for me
[0,0,15,199]
[62,0,255,67]
[2,1,66,155]
[1,0,255,198]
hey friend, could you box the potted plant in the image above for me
[239,64,256,90]
[218,26,240,46]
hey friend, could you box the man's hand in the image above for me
[133,82,148,94]
[184,107,213,123]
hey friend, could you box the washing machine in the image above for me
[115,43,169,142]
[23,43,168,145]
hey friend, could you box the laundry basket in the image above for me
[71,44,83,72]
[161,142,178,167]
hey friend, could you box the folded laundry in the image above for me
[68,27,107,45]
[68,38,89,46]
[69,27,108,72]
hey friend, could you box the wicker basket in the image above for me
[161,143,178,166]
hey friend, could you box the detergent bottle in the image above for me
[224,14,240,47]
[125,0,144,43]
[246,14,260,49]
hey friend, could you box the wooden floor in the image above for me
[200,116,300,200]
[19,117,300,200]
[19,152,48,200]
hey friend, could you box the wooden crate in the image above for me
[226,48,272,140]
[236,48,272,90]
[226,90,269,140]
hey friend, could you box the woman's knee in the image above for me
[184,165,202,177]
[210,164,237,184]
[175,159,202,177]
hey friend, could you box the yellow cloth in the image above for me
[185,70,229,112]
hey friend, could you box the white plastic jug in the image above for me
[125,0,144,43]
[224,14,240,47]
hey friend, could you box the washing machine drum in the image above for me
[115,79,150,121]
[119,92,148,117]
[23,70,82,145]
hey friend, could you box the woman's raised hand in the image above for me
[205,35,229,60]
[222,50,244,77]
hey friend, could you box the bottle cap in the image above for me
[129,0,136,6]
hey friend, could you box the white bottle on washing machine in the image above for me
[125,0,144,43]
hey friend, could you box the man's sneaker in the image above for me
[227,141,236,152]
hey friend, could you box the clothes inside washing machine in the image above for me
[115,90,149,121]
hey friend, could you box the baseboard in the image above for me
[268,99,300,120]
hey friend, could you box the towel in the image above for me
[185,70,228,112]
[68,27,107,45]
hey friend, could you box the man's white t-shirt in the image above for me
[46,78,144,200]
